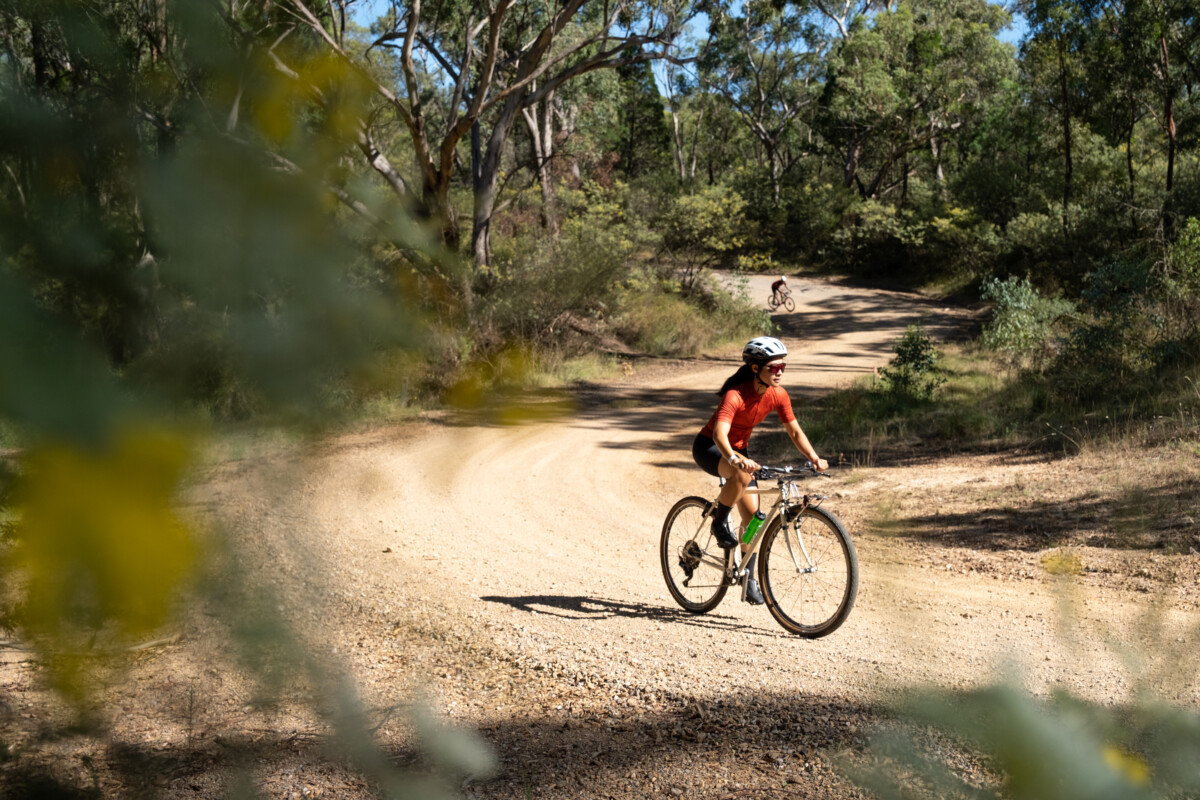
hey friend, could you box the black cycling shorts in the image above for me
[692,433,757,486]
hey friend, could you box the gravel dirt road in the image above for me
[4,274,1198,799]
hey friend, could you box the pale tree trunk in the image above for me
[671,109,686,182]
[930,123,945,191]
[151,0,167,63]
[768,145,782,205]
[472,96,524,269]
[843,129,862,190]
[688,107,704,182]
[553,100,580,182]
[522,87,558,233]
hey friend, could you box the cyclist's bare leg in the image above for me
[716,457,750,506]
[716,459,759,554]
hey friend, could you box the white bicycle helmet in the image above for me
[742,336,788,364]
[780,275,788,282]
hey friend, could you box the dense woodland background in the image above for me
[1,0,1198,431]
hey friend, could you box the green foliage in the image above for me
[615,268,768,356]
[736,251,779,273]
[487,187,647,345]
[878,323,947,400]
[824,197,1000,283]
[980,275,1075,358]
[851,681,1200,800]
[608,56,675,181]
[1162,218,1200,304]
[658,185,750,284]
[0,1,486,795]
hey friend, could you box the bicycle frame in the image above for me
[696,477,824,578]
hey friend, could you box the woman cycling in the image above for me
[691,336,828,604]
[770,275,790,304]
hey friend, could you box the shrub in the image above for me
[980,275,1074,360]
[485,186,651,346]
[878,322,946,400]
[614,269,768,357]
[1162,217,1200,306]
[657,185,750,287]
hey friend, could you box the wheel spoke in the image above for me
[760,507,858,637]
[661,497,729,613]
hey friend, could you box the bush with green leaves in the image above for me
[614,267,769,357]
[980,275,1075,360]
[1162,217,1200,307]
[878,323,946,400]
[1046,254,1194,404]
[824,198,999,284]
[657,185,750,287]
[485,191,649,347]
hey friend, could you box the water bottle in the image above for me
[741,510,766,543]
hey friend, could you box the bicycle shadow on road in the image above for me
[478,594,790,639]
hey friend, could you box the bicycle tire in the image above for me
[660,496,730,613]
[759,505,858,637]
[782,295,796,312]
[767,295,779,311]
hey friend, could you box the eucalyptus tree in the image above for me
[1099,0,1200,204]
[821,0,1012,200]
[1020,0,1090,230]
[269,0,699,283]
[662,62,700,184]
[698,0,827,205]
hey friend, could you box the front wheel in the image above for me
[661,496,730,613]
[782,295,796,312]
[759,505,858,637]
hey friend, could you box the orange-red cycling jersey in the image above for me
[699,382,795,450]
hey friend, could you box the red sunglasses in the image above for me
[764,362,786,375]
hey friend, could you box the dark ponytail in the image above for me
[716,364,757,396]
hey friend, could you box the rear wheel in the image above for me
[767,294,780,311]
[759,505,857,637]
[661,496,730,613]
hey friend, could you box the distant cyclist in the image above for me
[691,337,828,604]
[770,275,790,305]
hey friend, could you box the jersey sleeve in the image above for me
[714,390,745,426]
[774,388,796,424]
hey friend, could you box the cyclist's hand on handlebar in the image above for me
[738,456,761,473]
[812,457,829,472]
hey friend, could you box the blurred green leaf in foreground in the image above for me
[850,680,1200,800]
[0,0,481,794]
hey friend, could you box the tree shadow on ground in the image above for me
[1,690,876,800]
[476,594,794,640]
[876,474,1200,553]
[462,689,875,799]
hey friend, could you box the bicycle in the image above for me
[767,290,795,312]
[659,464,858,637]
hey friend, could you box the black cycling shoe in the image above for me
[711,517,739,549]
[743,575,765,605]
[742,554,765,605]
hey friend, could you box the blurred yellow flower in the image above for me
[1103,744,1150,786]
[10,429,197,639]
